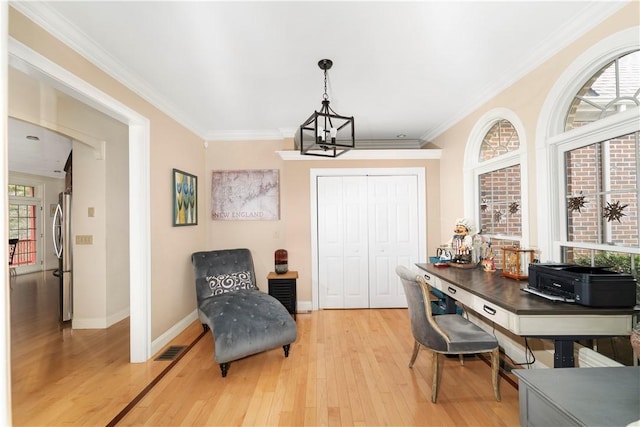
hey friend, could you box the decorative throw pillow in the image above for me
[206,271,255,296]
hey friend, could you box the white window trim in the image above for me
[8,180,43,273]
[536,26,640,261]
[464,108,529,246]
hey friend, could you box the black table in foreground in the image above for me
[514,367,640,426]
[415,263,639,367]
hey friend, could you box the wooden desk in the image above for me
[415,263,639,367]
[514,367,640,426]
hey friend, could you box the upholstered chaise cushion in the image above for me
[191,248,297,374]
[198,289,297,363]
[193,249,258,303]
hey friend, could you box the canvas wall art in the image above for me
[173,169,198,226]
[211,169,280,220]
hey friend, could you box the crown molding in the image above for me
[276,149,442,161]
[205,128,293,141]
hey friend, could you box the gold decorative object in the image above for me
[502,247,534,280]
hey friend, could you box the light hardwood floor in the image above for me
[10,271,521,426]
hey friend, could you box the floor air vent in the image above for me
[155,345,187,361]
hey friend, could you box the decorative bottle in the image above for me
[275,249,288,274]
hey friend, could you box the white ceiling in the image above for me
[8,117,71,179]
[10,1,629,152]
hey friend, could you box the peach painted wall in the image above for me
[204,139,441,304]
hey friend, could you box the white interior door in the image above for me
[317,174,420,309]
[368,175,418,307]
[318,176,369,308]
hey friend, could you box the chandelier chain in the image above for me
[323,69,329,101]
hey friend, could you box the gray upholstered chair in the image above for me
[192,248,297,377]
[396,265,500,403]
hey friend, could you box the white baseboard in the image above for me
[150,310,199,357]
[71,307,130,329]
[577,345,623,367]
[106,307,130,328]
[72,317,108,329]
[297,300,313,313]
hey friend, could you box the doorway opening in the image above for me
[7,39,151,363]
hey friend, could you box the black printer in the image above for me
[525,263,637,307]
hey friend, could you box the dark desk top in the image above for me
[415,263,640,316]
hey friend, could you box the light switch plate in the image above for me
[76,235,93,245]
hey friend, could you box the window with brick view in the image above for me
[478,120,521,268]
[479,119,520,161]
[565,133,638,249]
[558,49,639,289]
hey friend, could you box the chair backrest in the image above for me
[8,239,19,266]
[396,265,449,352]
[191,249,258,304]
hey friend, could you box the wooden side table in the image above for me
[267,271,298,320]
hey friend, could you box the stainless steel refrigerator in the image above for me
[53,192,72,322]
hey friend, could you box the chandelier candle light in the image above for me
[299,59,355,157]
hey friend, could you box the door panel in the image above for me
[368,175,418,308]
[318,176,368,308]
[318,174,419,309]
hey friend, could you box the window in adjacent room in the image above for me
[8,184,38,267]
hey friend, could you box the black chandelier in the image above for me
[299,59,355,157]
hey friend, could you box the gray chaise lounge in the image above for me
[191,248,297,377]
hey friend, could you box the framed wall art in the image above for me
[211,169,280,221]
[173,168,198,226]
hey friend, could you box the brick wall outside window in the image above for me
[565,132,639,248]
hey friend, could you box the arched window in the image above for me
[480,119,520,160]
[565,51,639,130]
[537,28,639,299]
[465,110,528,270]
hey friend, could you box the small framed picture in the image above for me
[173,169,198,226]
